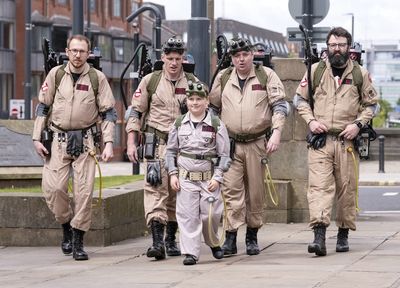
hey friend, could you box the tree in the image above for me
[373,99,393,128]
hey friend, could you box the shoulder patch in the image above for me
[134,88,142,98]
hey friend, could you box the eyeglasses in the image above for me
[327,43,348,49]
[68,49,88,56]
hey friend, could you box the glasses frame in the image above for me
[327,43,348,49]
[68,48,89,56]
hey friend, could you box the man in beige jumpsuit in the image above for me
[294,27,379,256]
[126,38,198,260]
[165,81,231,265]
[209,38,289,256]
[33,34,116,261]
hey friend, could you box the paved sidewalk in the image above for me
[97,160,400,185]
[1,213,399,288]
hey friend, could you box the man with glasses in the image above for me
[209,38,289,256]
[126,37,198,261]
[32,34,116,261]
[294,27,379,256]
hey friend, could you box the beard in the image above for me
[328,50,349,68]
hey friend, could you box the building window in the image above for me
[0,74,13,119]
[32,25,51,52]
[113,38,133,62]
[93,34,111,61]
[90,0,96,12]
[113,0,121,17]
[0,21,14,50]
[131,0,139,12]
[57,0,69,5]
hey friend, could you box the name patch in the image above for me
[175,88,186,94]
[76,84,89,91]
[343,78,353,85]
[252,84,266,91]
[202,126,215,133]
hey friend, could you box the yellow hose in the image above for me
[90,151,103,208]
[347,147,360,212]
[262,158,279,206]
[207,190,227,248]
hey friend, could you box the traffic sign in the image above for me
[287,26,331,43]
[288,0,330,25]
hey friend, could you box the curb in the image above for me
[359,181,400,186]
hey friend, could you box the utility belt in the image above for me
[48,122,100,157]
[137,126,168,161]
[179,168,213,181]
[228,128,270,159]
[179,152,217,161]
[228,128,270,143]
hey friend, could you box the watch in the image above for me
[355,121,363,129]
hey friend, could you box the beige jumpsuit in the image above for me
[125,70,199,226]
[209,65,286,230]
[166,113,230,260]
[295,59,378,230]
[32,62,115,232]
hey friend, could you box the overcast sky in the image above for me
[146,0,400,46]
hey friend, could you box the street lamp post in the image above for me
[344,13,354,44]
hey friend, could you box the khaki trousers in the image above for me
[176,178,223,259]
[308,136,358,230]
[42,133,96,232]
[143,143,177,226]
[222,138,266,231]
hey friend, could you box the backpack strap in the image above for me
[312,61,327,95]
[146,70,163,102]
[254,64,268,89]
[55,64,67,92]
[220,67,233,94]
[88,67,99,97]
[174,114,186,128]
[184,72,196,83]
[351,61,363,100]
[210,115,220,131]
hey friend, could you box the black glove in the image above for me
[66,130,84,157]
[306,132,327,150]
[146,160,162,187]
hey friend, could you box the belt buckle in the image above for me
[189,172,202,181]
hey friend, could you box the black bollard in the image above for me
[378,135,385,173]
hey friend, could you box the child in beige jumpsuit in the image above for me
[165,81,231,265]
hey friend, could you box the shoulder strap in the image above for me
[184,72,196,83]
[174,114,186,128]
[88,67,99,97]
[55,64,67,91]
[211,115,221,130]
[221,67,233,94]
[351,61,363,99]
[146,70,163,105]
[312,61,326,95]
[254,65,268,89]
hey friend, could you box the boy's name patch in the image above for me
[202,126,215,133]
[76,84,89,91]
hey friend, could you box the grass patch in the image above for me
[0,175,144,193]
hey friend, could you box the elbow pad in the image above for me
[293,94,307,109]
[164,155,177,174]
[272,100,290,116]
[36,103,50,117]
[124,106,142,121]
[217,156,232,172]
[101,108,118,122]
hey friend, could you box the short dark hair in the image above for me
[67,34,91,51]
[326,27,352,46]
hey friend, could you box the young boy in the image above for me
[165,81,231,265]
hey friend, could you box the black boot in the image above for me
[336,228,349,252]
[146,220,166,260]
[222,231,237,256]
[72,228,89,261]
[210,246,224,259]
[183,254,197,265]
[165,221,181,256]
[61,221,72,255]
[246,227,260,255]
[308,225,327,256]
